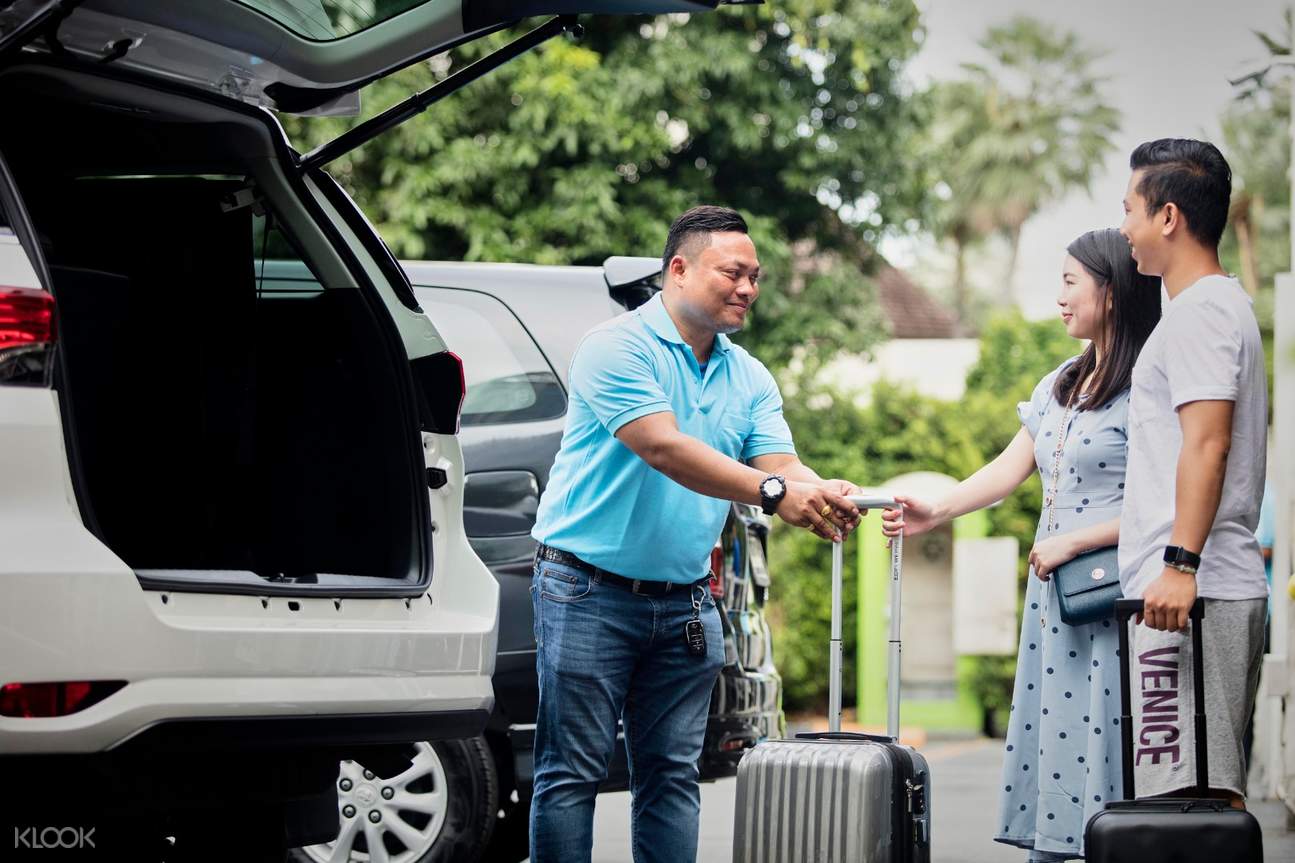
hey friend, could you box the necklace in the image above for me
[1044,397,1076,533]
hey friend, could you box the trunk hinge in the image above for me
[300,14,582,171]
[219,186,266,216]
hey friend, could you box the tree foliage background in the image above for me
[285,3,928,370]
[923,17,1118,327]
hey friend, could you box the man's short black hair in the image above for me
[1130,138,1232,249]
[662,205,749,275]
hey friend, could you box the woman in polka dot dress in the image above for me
[882,228,1161,861]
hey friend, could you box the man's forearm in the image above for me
[1171,441,1228,554]
[759,455,822,485]
[638,429,768,505]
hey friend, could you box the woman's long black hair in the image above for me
[1052,228,1162,409]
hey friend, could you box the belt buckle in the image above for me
[632,579,643,594]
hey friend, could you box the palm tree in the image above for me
[927,80,998,331]
[1225,6,1293,297]
[934,17,1119,309]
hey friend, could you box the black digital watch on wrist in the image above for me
[1163,545,1202,574]
[759,474,787,516]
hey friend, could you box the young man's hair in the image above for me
[662,205,748,275]
[1129,138,1232,249]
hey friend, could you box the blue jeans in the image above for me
[528,558,725,863]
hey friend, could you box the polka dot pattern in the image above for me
[999,360,1128,856]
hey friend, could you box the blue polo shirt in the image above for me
[532,293,796,583]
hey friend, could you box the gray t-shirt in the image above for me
[1118,275,1268,600]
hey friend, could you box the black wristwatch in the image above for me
[759,474,787,516]
[1163,545,1201,575]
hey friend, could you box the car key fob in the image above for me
[684,618,706,656]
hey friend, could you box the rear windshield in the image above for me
[417,286,566,426]
[238,0,427,41]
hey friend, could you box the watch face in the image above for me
[761,478,783,497]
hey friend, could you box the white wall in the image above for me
[821,338,981,403]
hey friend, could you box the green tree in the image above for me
[1221,7,1290,399]
[924,79,996,330]
[282,3,928,370]
[1222,7,1292,302]
[928,17,1119,313]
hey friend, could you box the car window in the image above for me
[250,211,326,296]
[0,175,40,291]
[417,287,565,426]
[238,0,425,41]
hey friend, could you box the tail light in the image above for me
[0,287,55,385]
[0,286,55,354]
[411,349,466,434]
[709,544,725,599]
[0,681,125,718]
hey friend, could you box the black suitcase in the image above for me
[1083,598,1263,862]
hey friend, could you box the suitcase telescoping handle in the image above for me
[826,493,902,738]
[1114,598,1207,800]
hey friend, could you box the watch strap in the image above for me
[1163,545,1202,570]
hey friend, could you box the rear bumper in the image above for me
[112,707,490,753]
[0,708,489,817]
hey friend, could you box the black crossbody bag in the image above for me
[1044,400,1121,625]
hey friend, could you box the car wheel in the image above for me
[293,737,497,863]
[483,788,532,863]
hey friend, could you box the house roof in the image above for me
[876,265,958,339]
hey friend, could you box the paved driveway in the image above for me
[578,738,1295,863]
[587,740,1014,863]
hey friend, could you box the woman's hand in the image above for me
[880,494,944,539]
[1028,535,1078,581]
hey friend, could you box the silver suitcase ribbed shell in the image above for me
[732,737,930,863]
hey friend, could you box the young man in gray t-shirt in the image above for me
[1118,138,1268,805]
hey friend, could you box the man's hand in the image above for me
[818,478,864,538]
[1141,567,1198,632]
[1028,535,1078,581]
[776,481,859,542]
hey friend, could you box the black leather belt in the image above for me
[535,544,709,597]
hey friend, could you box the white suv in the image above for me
[0,1,723,858]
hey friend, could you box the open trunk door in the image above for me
[2,0,727,115]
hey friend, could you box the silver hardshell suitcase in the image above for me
[732,493,932,863]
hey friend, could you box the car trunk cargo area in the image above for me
[0,64,424,588]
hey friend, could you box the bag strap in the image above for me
[1114,598,1207,799]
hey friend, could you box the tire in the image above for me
[169,805,290,862]
[291,737,497,863]
[483,788,531,863]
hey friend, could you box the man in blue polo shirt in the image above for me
[529,205,863,863]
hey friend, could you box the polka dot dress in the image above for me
[995,358,1126,860]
